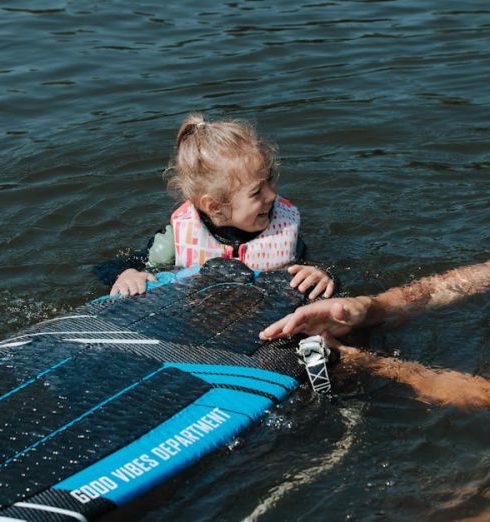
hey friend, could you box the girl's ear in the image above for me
[198,194,221,218]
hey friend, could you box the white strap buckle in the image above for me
[296,335,332,394]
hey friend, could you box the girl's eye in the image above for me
[251,189,261,197]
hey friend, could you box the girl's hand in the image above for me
[288,264,335,299]
[110,269,158,297]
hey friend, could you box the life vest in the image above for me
[171,196,300,270]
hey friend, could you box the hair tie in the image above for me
[176,121,207,149]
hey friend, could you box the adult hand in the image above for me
[259,296,372,340]
[288,264,335,299]
[110,268,158,297]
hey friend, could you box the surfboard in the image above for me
[0,258,307,521]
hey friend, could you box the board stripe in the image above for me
[211,384,278,401]
[0,330,135,346]
[190,373,287,399]
[0,357,72,402]
[182,370,292,390]
[14,503,88,522]
[63,338,160,345]
[0,341,31,348]
[0,365,168,467]
[165,363,297,389]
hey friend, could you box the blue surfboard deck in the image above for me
[0,259,307,521]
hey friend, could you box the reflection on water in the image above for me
[1,0,489,519]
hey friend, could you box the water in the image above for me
[1,0,489,519]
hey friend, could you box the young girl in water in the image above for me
[108,114,335,298]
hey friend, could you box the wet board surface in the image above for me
[0,259,307,521]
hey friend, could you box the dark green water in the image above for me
[1,1,489,520]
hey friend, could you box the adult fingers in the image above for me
[259,314,294,340]
[279,308,312,336]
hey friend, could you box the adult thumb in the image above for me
[331,301,348,323]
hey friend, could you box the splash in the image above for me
[0,291,71,340]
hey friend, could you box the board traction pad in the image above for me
[0,259,306,521]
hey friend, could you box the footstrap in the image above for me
[296,335,332,394]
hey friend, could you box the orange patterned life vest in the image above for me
[171,196,300,270]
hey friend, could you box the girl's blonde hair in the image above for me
[166,113,278,208]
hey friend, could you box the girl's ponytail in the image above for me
[175,113,206,149]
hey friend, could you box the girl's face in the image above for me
[227,169,277,232]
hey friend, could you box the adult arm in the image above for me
[332,336,490,410]
[260,259,490,339]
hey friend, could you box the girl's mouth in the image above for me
[258,206,274,218]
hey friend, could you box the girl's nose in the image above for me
[264,183,276,202]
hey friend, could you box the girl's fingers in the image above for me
[289,266,330,289]
[289,270,308,288]
[287,264,303,274]
[297,273,320,292]
[323,280,335,298]
[136,278,147,294]
[110,271,156,298]
[291,269,335,297]
[308,280,329,300]
[289,265,316,288]
[136,274,152,294]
